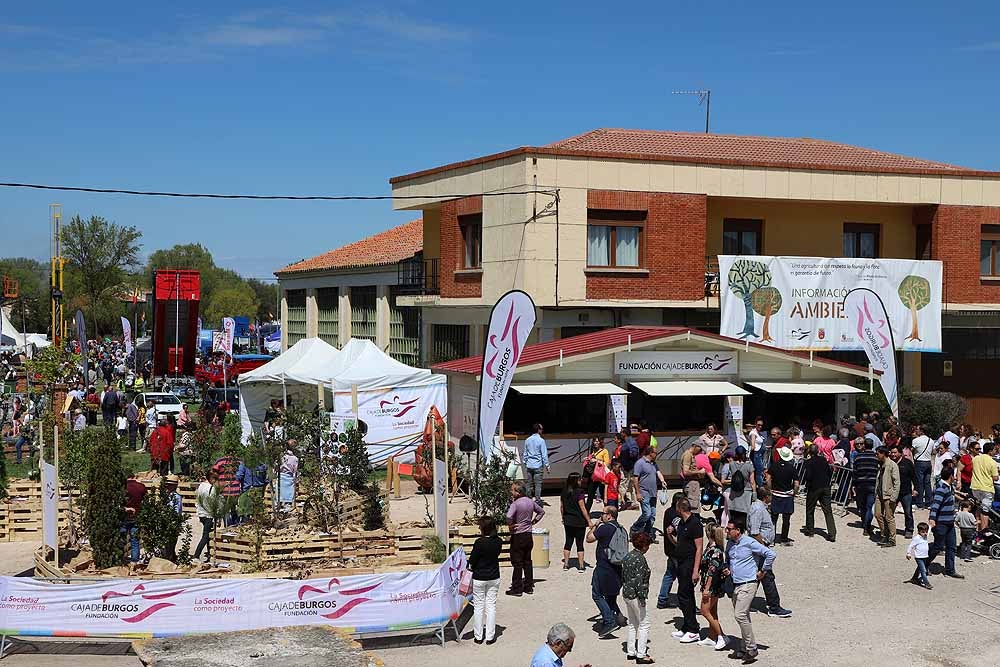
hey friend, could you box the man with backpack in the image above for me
[586,505,628,637]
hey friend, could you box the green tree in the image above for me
[341,428,373,494]
[897,275,931,342]
[61,215,142,337]
[137,483,191,564]
[85,428,127,568]
[247,278,278,322]
[472,450,515,527]
[727,259,771,339]
[202,284,259,328]
[751,286,783,343]
[0,258,51,333]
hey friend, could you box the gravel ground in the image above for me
[3,485,998,666]
[371,489,1000,667]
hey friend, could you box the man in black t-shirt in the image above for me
[891,445,916,539]
[667,498,703,643]
[656,491,685,609]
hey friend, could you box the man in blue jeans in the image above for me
[630,448,662,540]
[657,492,685,608]
[123,473,148,562]
[927,467,964,579]
[523,423,549,504]
[911,425,934,508]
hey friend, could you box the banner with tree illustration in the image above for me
[718,256,942,352]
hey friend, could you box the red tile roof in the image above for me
[391,128,1000,183]
[276,219,422,275]
[431,325,877,377]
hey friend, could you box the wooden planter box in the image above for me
[139,478,370,524]
[450,525,550,568]
[209,526,431,567]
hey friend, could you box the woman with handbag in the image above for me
[698,523,729,651]
[467,515,503,644]
[584,437,611,512]
[562,472,593,571]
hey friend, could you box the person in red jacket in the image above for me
[149,418,175,476]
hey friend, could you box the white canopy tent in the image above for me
[0,307,50,352]
[239,337,447,464]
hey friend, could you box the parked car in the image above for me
[133,392,183,418]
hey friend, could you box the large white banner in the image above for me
[334,382,448,465]
[479,290,536,457]
[844,289,899,417]
[120,317,133,356]
[719,256,942,352]
[0,550,467,638]
[40,461,57,551]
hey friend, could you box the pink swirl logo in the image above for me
[297,578,382,620]
[100,583,185,623]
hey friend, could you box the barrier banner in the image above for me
[478,290,536,457]
[334,383,448,465]
[120,317,133,356]
[844,288,899,417]
[0,550,467,638]
[718,256,942,352]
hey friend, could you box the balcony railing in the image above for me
[397,258,440,295]
[705,256,720,298]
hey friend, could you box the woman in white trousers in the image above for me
[468,515,503,644]
[621,532,654,664]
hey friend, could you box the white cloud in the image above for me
[0,8,471,70]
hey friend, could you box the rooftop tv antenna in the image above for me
[672,89,711,133]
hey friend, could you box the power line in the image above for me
[0,181,558,201]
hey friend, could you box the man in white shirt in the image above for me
[749,417,766,486]
[911,425,934,509]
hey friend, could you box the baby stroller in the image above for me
[964,492,1000,560]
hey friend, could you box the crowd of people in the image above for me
[462,415,999,666]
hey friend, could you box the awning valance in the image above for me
[630,381,749,397]
[746,382,864,394]
[512,382,628,396]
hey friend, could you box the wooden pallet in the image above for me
[1,481,81,543]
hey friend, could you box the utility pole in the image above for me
[49,204,65,346]
[672,89,711,133]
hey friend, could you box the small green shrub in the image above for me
[422,535,447,564]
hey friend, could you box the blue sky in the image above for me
[1,1,999,278]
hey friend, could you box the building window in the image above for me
[722,219,762,255]
[285,289,307,347]
[388,289,420,366]
[980,225,1000,277]
[459,214,482,269]
[843,223,880,258]
[350,286,377,342]
[587,210,645,268]
[431,324,469,363]
[316,287,339,347]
